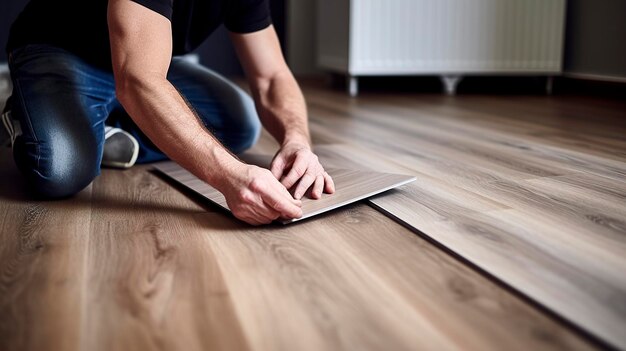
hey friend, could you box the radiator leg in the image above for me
[441,75,463,95]
[545,76,554,95]
[347,75,359,97]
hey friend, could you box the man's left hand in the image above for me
[270,142,335,200]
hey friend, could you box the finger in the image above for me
[255,203,282,222]
[294,172,317,200]
[250,217,271,226]
[247,219,263,226]
[311,175,324,199]
[280,154,308,190]
[244,193,282,223]
[240,214,263,226]
[252,215,274,225]
[323,172,336,193]
[245,203,278,225]
[259,204,282,223]
[236,190,280,225]
[270,154,285,179]
[233,203,262,226]
[263,183,303,218]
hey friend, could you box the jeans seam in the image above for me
[13,78,42,169]
[12,79,37,141]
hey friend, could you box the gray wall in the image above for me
[197,0,285,76]
[194,26,243,76]
[564,0,626,78]
[286,0,319,75]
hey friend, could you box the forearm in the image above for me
[254,70,311,147]
[116,74,240,187]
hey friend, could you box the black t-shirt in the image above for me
[7,0,272,70]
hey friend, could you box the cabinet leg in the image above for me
[441,75,463,95]
[546,76,554,95]
[347,75,359,97]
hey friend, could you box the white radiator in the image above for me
[317,0,567,95]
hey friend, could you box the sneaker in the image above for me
[1,107,20,148]
[102,126,139,169]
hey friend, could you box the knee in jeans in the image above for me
[227,94,261,153]
[14,136,99,199]
[241,115,262,148]
[227,116,261,154]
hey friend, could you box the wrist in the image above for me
[203,145,244,190]
[281,133,311,149]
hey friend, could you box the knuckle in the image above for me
[232,207,245,218]
[239,190,254,203]
[269,199,282,211]
[294,166,306,177]
[236,191,246,201]
[249,178,264,192]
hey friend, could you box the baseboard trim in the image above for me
[563,72,626,84]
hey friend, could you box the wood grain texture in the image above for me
[153,158,414,224]
[296,82,626,349]
[0,146,595,350]
[0,175,91,351]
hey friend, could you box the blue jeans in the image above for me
[6,44,261,198]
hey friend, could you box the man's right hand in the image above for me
[218,162,303,225]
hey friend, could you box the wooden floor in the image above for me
[1,81,624,350]
[301,85,626,350]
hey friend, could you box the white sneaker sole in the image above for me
[1,110,18,147]
[102,126,140,169]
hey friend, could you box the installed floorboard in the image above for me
[83,167,249,351]
[0,158,92,351]
[299,84,626,349]
[0,148,595,351]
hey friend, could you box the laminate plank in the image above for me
[371,200,626,350]
[82,167,249,351]
[153,160,415,224]
[305,91,626,181]
[523,172,626,214]
[0,151,91,351]
[313,144,510,214]
[307,105,576,183]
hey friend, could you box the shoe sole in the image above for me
[102,127,140,169]
[1,110,16,147]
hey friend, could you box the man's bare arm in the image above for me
[231,26,335,200]
[107,0,301,224]
[230,26,309,147]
